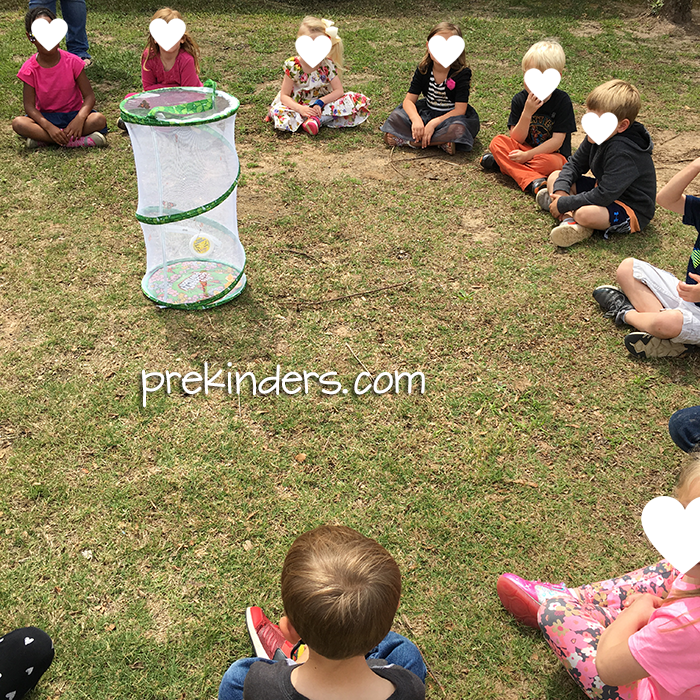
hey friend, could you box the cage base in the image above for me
[142,259,246,309]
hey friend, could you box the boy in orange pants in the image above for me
[481,40,576,197]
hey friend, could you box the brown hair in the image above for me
[142,8,200,74]
[281,525,402,659]
[418,22,468,76]
[298,16,344,74]
[586,79,640,124]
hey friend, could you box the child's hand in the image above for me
[508,149,531,164]
[523,91,544,116]
[411,121,425,143]
[677,273,700,303]
[298,105,316,119]
[64,115,86,141]
[310,104,322,117]
[549,194,564,220]
[46,123,69,146]
[622,593,663,630]
[421,122,436,148]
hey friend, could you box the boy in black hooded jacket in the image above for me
[537,79,656,247]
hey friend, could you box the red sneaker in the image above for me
[246,606,295,659]
[302,116,320,135]
[497,573,570,628]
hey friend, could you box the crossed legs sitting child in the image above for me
[218,525,426,700]
[592,156,700,358]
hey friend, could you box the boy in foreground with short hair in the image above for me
[592,156,700,358]
[481,40,576,197]
[538,79,656,247]
[218,525,426,700]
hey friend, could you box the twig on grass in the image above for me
[401,613,446,696]
[345,342,372,378]
[297,280,412,307]
[279,248,320,262]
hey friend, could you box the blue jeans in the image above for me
[668,406,700,452]
[218,631,426,700]
[28,0,90,59]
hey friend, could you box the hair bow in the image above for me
[322,18,339,41]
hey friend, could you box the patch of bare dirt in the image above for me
[459,210,497,243]
[570,20,603,37]
[651,129,700,186]
[238,142,465,184]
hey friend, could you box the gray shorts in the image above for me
[633,258,700,344]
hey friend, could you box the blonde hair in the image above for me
[586,79,640,124]
[298,16,344,74]
[521,40,565,73]
[142,7,201,74]
[658,453,700,629]
[281,525,402,660]
[419,21,468,76]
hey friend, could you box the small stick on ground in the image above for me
[279,248,319,262]
[401,612,446,696]
[345,342,372,378]
[297,280,412,307]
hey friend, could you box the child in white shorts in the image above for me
[592,156,700,358]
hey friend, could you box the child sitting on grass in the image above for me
[218,525,426,700]
[593,156,700,358]
[12,7,107,149]
[481,40,576,197]
[537,79,656,247]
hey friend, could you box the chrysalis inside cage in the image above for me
[120,83,245,309]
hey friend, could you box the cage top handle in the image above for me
[148,79,218,118]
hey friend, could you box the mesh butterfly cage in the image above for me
[120,81,246,309]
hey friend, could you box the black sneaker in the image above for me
[480,152,500,172]
[624,332,690,359]
[117,118,127,130]
[526,177,547,197]
[592,285,634,326]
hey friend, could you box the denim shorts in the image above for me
[39,110,108,134]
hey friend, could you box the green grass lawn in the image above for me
[1,0,699,698]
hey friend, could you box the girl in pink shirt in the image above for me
[12,7,107,148]
[117,7,202,131]
[140,8,202,91]
[497,456,700,699]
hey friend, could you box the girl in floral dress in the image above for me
[267,16,370,135]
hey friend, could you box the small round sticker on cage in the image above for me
[190,234,212,256]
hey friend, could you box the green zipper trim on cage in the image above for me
[119,85,239,127]
[135,163,241,225]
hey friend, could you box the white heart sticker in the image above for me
[642,496,700,574]
[295,35,332,69]
[7,692,16,700]
[26,667,34,675]
[581,111,618,145]
[523,68,561,102]
[31,18,68,52]
[24,637,34,645]
[149,18,186,52]
[427,35,465,69]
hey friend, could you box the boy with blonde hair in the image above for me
[218,525,426,700]
[538,79,656,247]
[481,40,576,197]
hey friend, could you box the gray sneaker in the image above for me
[624,332,690,359]
[536,187,552,211]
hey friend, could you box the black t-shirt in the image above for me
[243,659,426,700]
[682,194,700,306]
[408,65,471,105]
[507,88,576,158]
